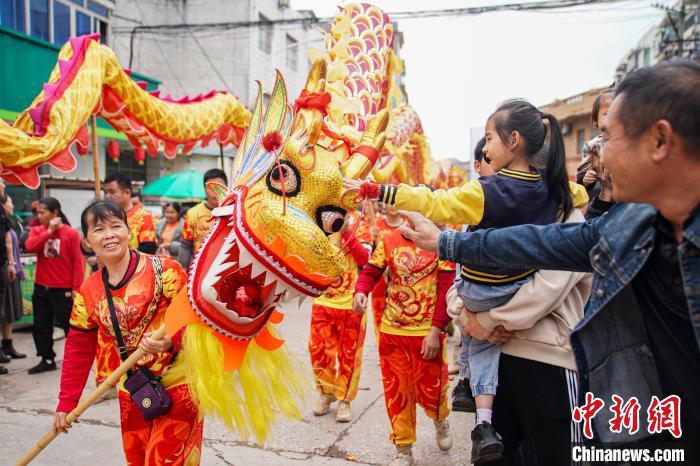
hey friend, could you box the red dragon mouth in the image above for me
[188,188,333,340]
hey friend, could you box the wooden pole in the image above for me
[219,143,224,171]
[91,116,101,199]
[14,325,167,466]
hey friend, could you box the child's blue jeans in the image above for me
[456,277,531,396]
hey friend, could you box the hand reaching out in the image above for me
[397,211,441,252]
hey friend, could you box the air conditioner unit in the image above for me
[561,123,572,136]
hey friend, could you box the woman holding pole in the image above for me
[52,200,202,465]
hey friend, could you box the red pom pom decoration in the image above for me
[262,131,283,153]
[359,181,380,200]
[233,285,261,318]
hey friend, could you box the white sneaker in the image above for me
[389,446,415,466]
[312,393,336,416]
[435,419,453,451]
[336,401,353,422]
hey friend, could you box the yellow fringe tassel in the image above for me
[181,323,310,442]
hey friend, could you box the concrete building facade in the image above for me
[110,0,323,108]
[616,0,699,81]
[108,0,324,204]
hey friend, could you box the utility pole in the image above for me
[653,1,687,58]
[679,0,686,57]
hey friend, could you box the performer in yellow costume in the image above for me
[353,225,455,464]
[178,168,228,270]
[98,172,156,385]
[309,211,372,422]
[355,225,455,465]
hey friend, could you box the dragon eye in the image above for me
[316,207,346,235]
[266,161,300,197]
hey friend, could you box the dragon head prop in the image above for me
[188,60,389,341]
[183,2,396,343]
[162,3,394,441]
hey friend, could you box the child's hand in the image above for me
[582,169,597,187]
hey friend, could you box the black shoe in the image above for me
[0,349,10,364]
[2,339,26,359]
[28,359,56,374]
[0,365,7,375]
[471,421,504,464]
[451,378,476,413]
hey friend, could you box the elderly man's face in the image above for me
[600,95,656,203]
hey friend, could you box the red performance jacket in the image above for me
[25,225,85,291]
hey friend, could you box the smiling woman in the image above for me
[53,199,203,465]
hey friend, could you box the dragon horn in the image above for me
[289,60,327,147]
[341,108,389,180]
[305,59,326,95]
[206,181,228,206]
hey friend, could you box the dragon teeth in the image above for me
[250,261,266,280]
[238,247,254,268]
[285,287,302,301]
[263,273,278,291]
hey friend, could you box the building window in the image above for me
[2,0,109,44]
[0,0,26,33]
[576,128,586,155]
[53,1,70,44]
[258,14,272,54]
[286,34,298,71]
[75,10,90,35]
[86,0,106,17]
[30,0,49,41]
[96,16,106,42]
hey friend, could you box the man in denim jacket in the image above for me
[400,60,700,449]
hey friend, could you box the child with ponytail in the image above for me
[358,99,588,463]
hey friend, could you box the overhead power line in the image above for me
[121,0,628,67]
[119,0,624,35]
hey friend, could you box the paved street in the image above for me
[0,301,473,465]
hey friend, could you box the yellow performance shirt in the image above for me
[126,206,156,250]
[181,201,214,253]
[314,212,372,310]
[368,229,455,336]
